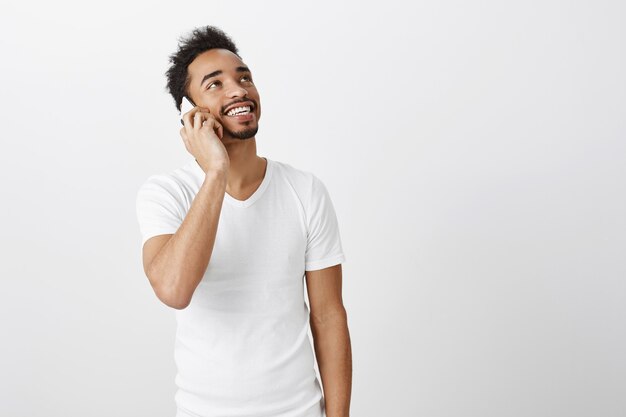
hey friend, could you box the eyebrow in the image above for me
[199,66,251,87]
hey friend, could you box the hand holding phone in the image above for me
[179,96,229,173]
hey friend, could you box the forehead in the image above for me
[188,49,248,83]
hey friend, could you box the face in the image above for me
[186,49,261,141]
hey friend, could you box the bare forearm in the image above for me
[149,170,227,309]
[311,312,352,417]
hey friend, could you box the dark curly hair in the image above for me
[165,26,240,113]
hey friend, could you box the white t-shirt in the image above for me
[135,156,346,417]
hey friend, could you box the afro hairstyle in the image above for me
[165,25,240,113]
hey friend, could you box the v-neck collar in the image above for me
[190,157,273,208]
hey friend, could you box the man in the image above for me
[135,26,352,417]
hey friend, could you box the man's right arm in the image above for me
[142,169,227,309]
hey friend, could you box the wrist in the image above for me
[204,168,228,184]
[196,158,229,177]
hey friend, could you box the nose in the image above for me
[226,84,248,98]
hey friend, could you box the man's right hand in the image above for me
[180,106,230,174]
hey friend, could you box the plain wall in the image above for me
[0,1,624,416]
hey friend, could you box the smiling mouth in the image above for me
[225,105,253,117]
[224,100,255,116]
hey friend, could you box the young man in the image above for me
[135,26,352,417]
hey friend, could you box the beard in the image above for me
[224,124,258,140]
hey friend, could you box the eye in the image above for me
[241,75,253,83]
[206,80,221,90]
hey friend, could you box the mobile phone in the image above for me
[180,96,195,125]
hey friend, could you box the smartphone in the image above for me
[180,96,196,125]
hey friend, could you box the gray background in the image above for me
[1,0,624,416]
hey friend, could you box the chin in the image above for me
[227,126,259,140]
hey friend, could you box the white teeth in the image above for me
[227,106,251,116]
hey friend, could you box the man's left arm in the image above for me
[306,263,352,417]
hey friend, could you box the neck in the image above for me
[221,137,266,192]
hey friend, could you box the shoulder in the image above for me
[271,158,313,181]
[137,172,182,197]
[270,158,325,190]
[137,159,200,197]
[136,166,195,209]
[269,158,326,203]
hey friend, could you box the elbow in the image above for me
[155,283,192,310]
[147,268,193,310]
[167,298,192,310]
[154,282,191,310]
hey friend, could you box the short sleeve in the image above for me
[304,175,346,271]
[135,176,186,248]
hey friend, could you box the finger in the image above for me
[202,117,222,140]
[193,111,209,137]
[195,111,217,140]
[216,121,223,139]
[182,106,206,135]
[181,106,195,127]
